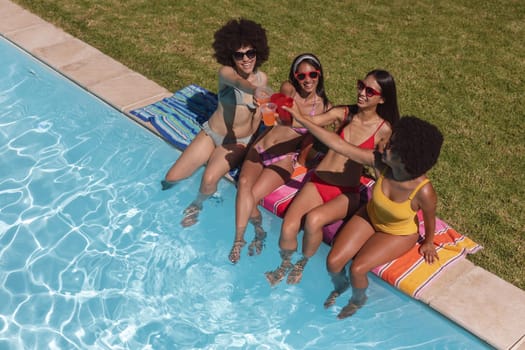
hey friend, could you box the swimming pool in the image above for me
[0,36,491,349]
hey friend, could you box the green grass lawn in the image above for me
[12,0,525,290]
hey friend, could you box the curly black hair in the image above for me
[212,18,269,69]
[390,116,444,178]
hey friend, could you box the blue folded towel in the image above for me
[130,84,218,150]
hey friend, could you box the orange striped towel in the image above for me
[372,212,482,298]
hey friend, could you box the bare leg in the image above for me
[265,249,294,286]
[337,287,367,319]
[163,131,215,190]
[264,182,321,286]
[180,192,210,227]
[324,269,350,308]
[248,215,267,256]
[286,255,309,284]
[234,147,264,251]
[183,143,245,229]
[161,179,176,190]
[302,193,359,257]
[228,239,246,264]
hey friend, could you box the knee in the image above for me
[349,259,369,278]
[165,170,180,183]
[279,219,300,246]
[304,212,324,232]
[200,174,219,194]
[326,253,346,274]
[281,218,300,239]
[237,175,251,192]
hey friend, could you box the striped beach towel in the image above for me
[372,212,482,298]
[130,84,217,150]
[259,166,311,217]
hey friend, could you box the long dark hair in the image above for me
[366,69,400,126]
[288,53,330,108]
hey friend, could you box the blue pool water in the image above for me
[0,36,491,349]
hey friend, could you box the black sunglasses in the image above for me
[294,70,320,81]
[232,49,256,61]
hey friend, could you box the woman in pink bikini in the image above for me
[228,53,331,264]
[265,70,399,286]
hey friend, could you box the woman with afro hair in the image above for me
[162,18,270,227]
[286,112,443,319]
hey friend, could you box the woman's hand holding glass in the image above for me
[261,102,277,126]
[254,86,273,107]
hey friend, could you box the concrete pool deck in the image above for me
[1,1,524,348]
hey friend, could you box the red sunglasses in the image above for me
[233,49,256,61]
[357,80,381,97]
[295,70,320,81]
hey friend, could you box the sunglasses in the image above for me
[357,80,381,97]
[295,70,320,81]
[232,49,256,61]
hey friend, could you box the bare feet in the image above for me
[248,228,266,256]
[161,180,176,190]
[286,258,308,285]
[180,203,202,227]
[228,240,246,264]
[248,216,266,256]
[323,281,350,308]
[265,262,292,287]
[337,296,367,319]
[324,291,341,308]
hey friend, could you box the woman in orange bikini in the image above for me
[290,114,443,319]
[265,70,399,286]
[229,53,331,264]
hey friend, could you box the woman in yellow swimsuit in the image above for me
[289,113,444,319]
[161,18,269,227]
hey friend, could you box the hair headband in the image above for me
[292,54,321,73]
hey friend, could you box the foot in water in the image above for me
[180,203,202,227]
[324,291,342,308]
[337,296,367,319]
[229,240,246,264]
[248,224,267,256]
[161,180,176,190]
[323,282,350,308]
[264,262,292,287]
[286,257,308,285]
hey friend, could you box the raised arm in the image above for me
[219,65,266,94]
[283,104,376,166]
